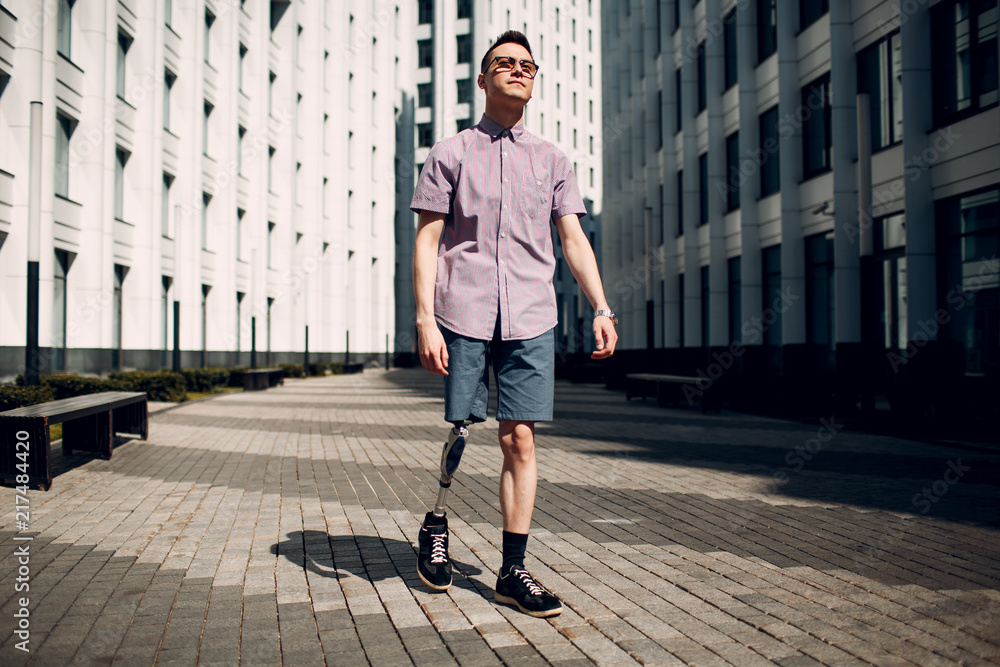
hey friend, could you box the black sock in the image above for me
[501,531,528,573]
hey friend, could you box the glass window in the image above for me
[163,71,175,130]
[418,82,432,108]
[858,32,903,151]
[729,256,742,344]
[115,148,127,221]
[418,39,433,68]
[759,106,780,197]
[806,232,835,348]
[758,0,777,63]
[201,193,211,249]
[802,73,832,179]
[267,222,276,267]
[674,67,682,134]
[203,102,213,156]
[762,245,782,346]
[418,123,434,147]
[458,0,471,19]
[55,114,73,199]
[162,173,173,237]
[724,11,738,90]
[117,33,130,100]
[204,11,214,64]
[657,89,664,149]
[457,118,472,132]
[676,170,684,237]
[726,132,740,212]
[58,0,72,59]
[457,34,472,64]
[696,42,707,112]
[457,79,472,104]
[938,187,999,373]
[800,0,829,30]
[161,277,171,366]
[419,0,433,24]
[53,250,69,372]
[165,0,172,27]
[701,266,711,348]
[698,153,709,226]
[932,0,999,125]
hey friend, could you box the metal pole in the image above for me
[304,325,309,375]
[345,330,350,365]
[385,333,389,370]
[26,102,43,385]
[172,301,181,372]
[251,316,257,369]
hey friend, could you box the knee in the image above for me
[500,422,535,462]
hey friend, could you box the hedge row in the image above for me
[2,363,345,412]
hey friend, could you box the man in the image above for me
[410,31,618,618]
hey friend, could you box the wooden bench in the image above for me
[625,373,721,413]
[1,391,148,490]
[243,368,285,391]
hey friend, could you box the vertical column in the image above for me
[776,0,804,347]
[662,0,681,350]
[706,0,728,348]
[829,1,860,347]
[737,5,762,346]
[900,4,935,341]
[680,0,700,348]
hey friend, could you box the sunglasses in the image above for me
[485,56,539,79]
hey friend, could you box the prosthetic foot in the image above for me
[417,422,469,591]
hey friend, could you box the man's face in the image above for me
[478,43,535,104]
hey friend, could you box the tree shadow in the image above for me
[270,530,483,586]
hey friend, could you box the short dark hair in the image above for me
[480,30,534,73]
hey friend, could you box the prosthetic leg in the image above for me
[417,421,470,591]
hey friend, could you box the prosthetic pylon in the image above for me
[431,421,469,517]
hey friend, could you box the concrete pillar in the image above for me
[829,0,860,346]
[737,4,762,346]
[661,0,681,349]
[680,0,700,348]
[776,0,804,346]
[706,0,728,348]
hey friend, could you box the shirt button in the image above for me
[503,177,509,183]
[536,180,542,185]
[501,232,506,238]
[503,152,508,157]
[502,204,507,209]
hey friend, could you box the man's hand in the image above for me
[591,317,618,360]
[418,325,450,375]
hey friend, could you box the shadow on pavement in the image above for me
[270,530,482,585]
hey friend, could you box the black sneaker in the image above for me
[417,512,452,591]
[494,567,563,617]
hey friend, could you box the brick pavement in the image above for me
[1,367,998,665]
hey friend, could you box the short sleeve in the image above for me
[550,152,588,220]
[410,141,459,215]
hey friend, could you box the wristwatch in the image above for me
[594,309,618,326]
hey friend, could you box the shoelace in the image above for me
[512,569,545,596]
[429,534,448,564]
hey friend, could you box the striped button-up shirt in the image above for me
[410,115,587,341]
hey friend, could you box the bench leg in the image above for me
[63,410,113,459]
[113,401,148,440]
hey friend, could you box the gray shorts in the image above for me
[441,320,554,424]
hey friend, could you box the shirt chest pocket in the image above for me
[520,171,553,221]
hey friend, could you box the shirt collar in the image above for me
[477,114,526,141]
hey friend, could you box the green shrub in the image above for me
[306,362,330,376]
[39,374,116,400]
[108,370,186,402]
[0,385,56,412]
[327,363,345,375]
[179,367,230,393]
[279,363,305,378]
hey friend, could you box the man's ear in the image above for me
[477,73,485,89]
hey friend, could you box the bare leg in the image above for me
[498,420,536,533]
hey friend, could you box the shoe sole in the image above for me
[494,593,563,618]
[417,566,452,592]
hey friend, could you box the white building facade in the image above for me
[601,0,998,419]
[394,0,605,363]
[0,0,408,379]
